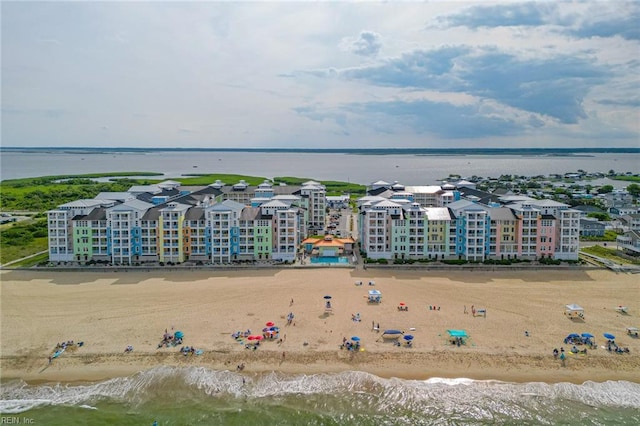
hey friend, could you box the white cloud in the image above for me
[1,1,637,148]
[340,31,383,57]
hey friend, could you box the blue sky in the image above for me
[2,1,638,149]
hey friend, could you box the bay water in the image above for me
[1,150,637,186]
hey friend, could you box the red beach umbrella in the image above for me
[399,302,406,306]
[266,321,275,327]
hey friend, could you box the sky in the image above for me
[2,1,639,149]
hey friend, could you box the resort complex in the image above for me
[47,177,581,265]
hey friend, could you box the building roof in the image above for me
[128,184,162,194]
[110,199,154,211]
[141,207,162,221]
[239,207,261,221]
[404,185,444,194]
[59,199,106,209]
[95,192,135,202]
[424,207,452,221]
[184,207,205,221]
[488,207,516,221]
[160,202,191,212]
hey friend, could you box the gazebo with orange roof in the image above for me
[301,235,355,257]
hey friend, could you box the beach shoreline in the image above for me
[1,268,639,385]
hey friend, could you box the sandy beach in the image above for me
[1,268,639,384]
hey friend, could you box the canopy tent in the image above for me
[383,329,403,335]
[368,289,382,303]
[447,330,468,338]
[565,304,585,319]
[565,304,583,312]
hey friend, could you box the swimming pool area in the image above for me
[310,256,350,264]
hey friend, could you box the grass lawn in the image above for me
[0,237,48,265]
[6,251,50,268]
[580,245,640,265]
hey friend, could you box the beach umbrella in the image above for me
[174,331,184,339]
[566,333,579,339]
[266,321,275,327]
[383,329,403,335]
[403,335,414,341]
[324,295,332,299]
[604,333,616,340]
[399,302,406,306]
[351,336,361,341]
[581,333,594,338]
[270,326,280,332]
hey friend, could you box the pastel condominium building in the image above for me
[48,179,326,265]
[357,181,580,261]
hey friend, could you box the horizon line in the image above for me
[2,147,639,153]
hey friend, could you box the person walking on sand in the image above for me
[282,351,286,361]
[560,351,566,366]
[464,305,467,314]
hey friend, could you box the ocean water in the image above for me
[1,150,637,186]
[1,367,639,425]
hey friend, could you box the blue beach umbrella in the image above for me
[351,336,361,341]
[566,333,580,339]
[604,333,616,340]
[174,331,184,339]
[581,333,594,338]
[403,335,414,341]
[324,295,332,299]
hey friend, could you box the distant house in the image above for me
[326,195,350,209]
[617,230,640,255]
[574,205,606,217]
[580,218,606,237]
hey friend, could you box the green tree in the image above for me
[587,212,611,221]
[627,183,640,197]
[597,185,614,194]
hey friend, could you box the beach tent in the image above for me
[368,289,382,303]
[381,329,403,339]
[627,327,639,337]
[447,330,469,345]
[565,304,584,319]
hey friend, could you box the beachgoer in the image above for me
[464,305,467,314]
[560,352,566,366]
[290,298,294,306]
[48,356,52,364]
[282,351,286,360]
[525,331,529,337]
